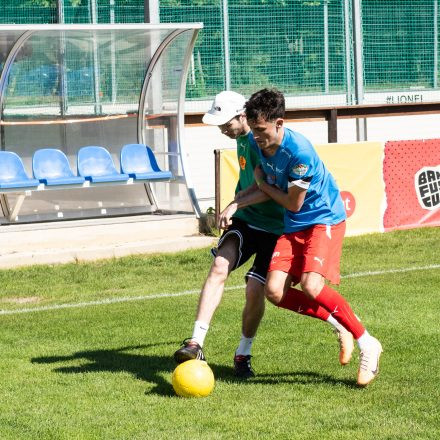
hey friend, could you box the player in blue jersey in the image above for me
[174,90,354,378]
[244,88,383,387]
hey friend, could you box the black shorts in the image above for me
[211,217,280,285]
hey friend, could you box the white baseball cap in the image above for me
[202,91,246,126]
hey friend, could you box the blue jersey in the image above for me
[251,128,346,233]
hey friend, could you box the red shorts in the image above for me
[268,221,346,285]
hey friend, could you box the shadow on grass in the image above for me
[31,343,357,397]
[210,364,358,388]
[31,343,180,397]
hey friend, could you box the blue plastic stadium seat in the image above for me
[77,146,129,183]
[33,148,86,186]
[15,65,57,97]
[120,143,173,181]
[0,151,40,189]
[67,67,93,98]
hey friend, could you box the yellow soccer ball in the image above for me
[172,359,215,398]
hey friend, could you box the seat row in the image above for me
[0,144,173,190]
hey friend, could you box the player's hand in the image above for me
[217,202,238,229]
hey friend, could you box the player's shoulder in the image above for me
[280,127,314,162]
[246,132,260,154]
[246,131,256,145]
[283,127,313,149]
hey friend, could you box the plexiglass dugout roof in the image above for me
[0,23,202,222]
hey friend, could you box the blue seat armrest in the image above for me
[86,173,130,183]
[40,176,86,186]
[131,171,173,181]
[0,179,40,189]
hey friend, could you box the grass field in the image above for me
[0,227,439,439]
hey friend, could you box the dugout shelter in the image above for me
[0,23,202,223]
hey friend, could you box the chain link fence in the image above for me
[1,0,439,107]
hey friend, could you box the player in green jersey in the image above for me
[174,91,354,377]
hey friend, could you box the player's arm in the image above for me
[218,140,271,229]
[254,165,307,212]
[217,187,270,229]
[234,182,264,202]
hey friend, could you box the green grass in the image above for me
[0,227,439,439]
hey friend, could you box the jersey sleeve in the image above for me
[287,150,314,190]
[249,145,261,168]
[247,133,261,168]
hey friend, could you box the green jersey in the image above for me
[232,133,285,235]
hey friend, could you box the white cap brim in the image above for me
[202,111,237,126]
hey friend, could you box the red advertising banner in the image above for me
[383,139,440,231]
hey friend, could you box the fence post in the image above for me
[328,109,338,143]
[222,0,231,90]
[324,0,329,94]
[344,0,353,105]
[352,0,367,140]
[434,0,438,89]
[214,149,220,226]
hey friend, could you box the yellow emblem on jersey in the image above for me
[239,155,246,170]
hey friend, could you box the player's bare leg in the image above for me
[195,235,239,325]
[174,236,239,364]
[241,278,265,339]
[234,277,265,378]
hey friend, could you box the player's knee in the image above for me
[210,256,230,281]
[300,275,324,298]
[264,281,283,305]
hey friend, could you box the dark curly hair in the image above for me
[245,88,285,123]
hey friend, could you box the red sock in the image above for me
[278,287,330,322]
[315,285,365,339]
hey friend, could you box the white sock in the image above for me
[191,320,209,347]
[235,335,254,356]
[357,330,374,351]
[326,314,345,332]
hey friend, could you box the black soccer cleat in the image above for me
[174,338,206,364]
[233,354,255,379]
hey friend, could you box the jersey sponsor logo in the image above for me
[271,251,280,259]
[239,155,247,170]
[414,166,440,210]
[292,163,308,176]
[265,173,276,185]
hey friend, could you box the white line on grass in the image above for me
[1,263,439,316]
[341,263,440,278]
